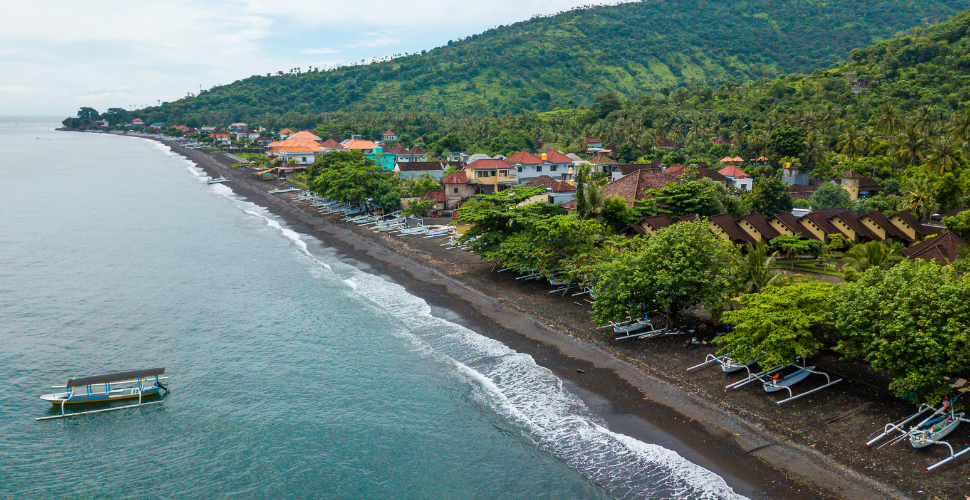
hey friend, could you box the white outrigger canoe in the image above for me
[38,368,169,421]
[207,176,229,184]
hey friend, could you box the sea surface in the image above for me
[0,117,745,500]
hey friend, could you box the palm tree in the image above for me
[842,241,900,282]
[925,134,962,176]
[581,182,605,220]
[876,104,901,170]
[803,134,826,166]
[950,109,970,149]
[895,123,927,167]
[735,242,785,293]
[903,177,938,222]
[838,127,862,158]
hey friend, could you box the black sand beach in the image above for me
[149,138,970,499]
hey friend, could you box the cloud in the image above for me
[0,0,606,115]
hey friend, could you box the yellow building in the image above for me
[463,159,518,194]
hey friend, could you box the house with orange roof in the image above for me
[320,138,343,152]
[212,133,231,145]
[718,165,753,190]
[288,130,323,143]
[342,135,379,154]
[278,128,295,139]
[506,150,545,183]
[131,118,144,127]
[463,159,518,194]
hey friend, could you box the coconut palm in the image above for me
[842,241,901,282]
[903,177,938,222]
[735,242,786,294]
[895,123,927,167]
[838,127,863,158]
[925,134,962,176]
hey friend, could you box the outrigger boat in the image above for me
[269,185,300,194]
[37,368,169,421]
[207,176,229,184]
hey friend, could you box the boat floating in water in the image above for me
[207,176,229,184]
[37,368,169,421]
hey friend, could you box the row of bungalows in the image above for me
[624,208,969,264]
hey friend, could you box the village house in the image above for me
[833,170,883,201]
[342,135,379,154]
[442,170,475,208]
[93,119,109,127]
[611,162,661,181]
[718,165,753,190]
[364,147,396,170]
[150,122,165,130]
[393,161,461,180]
[131,118,144,127]
[288,131,323,143]
[320,138,343,152]
[563,166,679,210]
[278,128,295,139]
[212,133,231,145]
[664,164,730,187]
[420,189,448,212]
[235,130,260,141]
[588,153,619,174]
[522,175,577,205]
[382,130,397,142]
[901,232,969,264]
[506,151,546,184]
[229,122,248,131]
[463,159,518,194]
[584,138,603,150]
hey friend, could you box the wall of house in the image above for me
[860,217,886,240]
[769,219,796,236]
[832,219,858,242]
[798,220,825,241]
[890,216,917,240]
[737,220,763,242]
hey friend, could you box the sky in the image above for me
[0,0,609,117]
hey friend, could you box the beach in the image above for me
[155,138,969,499]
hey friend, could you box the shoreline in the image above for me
[92,131,963,499]
[160,138,910,500]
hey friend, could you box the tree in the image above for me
[735,241,785,294]
[830,260,970,403]
[769,234,810,269]
[902,176,938,222]
[455,186,549,257]
[575,165,589,217]
[601,196,633,233]
[750,177,794,216]
[768,126,806,159]
[841,241,900,281]
[77,107,99,119]
[590,220,742,322]
[943,209,970,241]
[402,199,436,217]
[806,182,851,209]
[717,281,835,367]
[935,172,964,213]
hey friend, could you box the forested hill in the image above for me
[136,0,966,123]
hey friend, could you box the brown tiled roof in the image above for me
[421,190,447,203]
[600,167,679,206]
[506,151,543,165]
[384,144,410,154]
[861,211,914,242]
[739,213,780,240]
[802,209,848,236]
[675,215,698,223]
[543,151,573,163]
[901,231,970,264]
[589,154,618,165]
[943,207,970,218]
[771,213,820,240]
[892,210,937,236]
[616,162,661,176]
[321,138,342,148]
[710,214,756,244]
[524,175,558,189]
[858,177,883,192]
[839,170,863,179]
[831,212,879,240]
[466,159,514,170]
[653,138,685,149]
[623,214,673,236]
[442,171,468,184]
[788,180,822,200]
[584,138,602,144]
[409,145,426,155]
[396,162,455,172]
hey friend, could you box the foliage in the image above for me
[841,241,901,281]
[402,199,436,217]
[807,182,852,209]
[590,220,742,322]
[903,176,938,222]
[769,234,810,268]
[829,260,970,403]
[307,150,401,212]
[826,233,852,253]
[718,281,836,367]
[769,126,807,160]
[455,186,551,257]
[935,172,965,213]
[735,241,786,294]
[943,209,970,240]
[750,177,794,217]
[600,196,633,233]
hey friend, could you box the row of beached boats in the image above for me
[302,192,461,242]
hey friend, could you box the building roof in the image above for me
[343,138,379,150]
[739,213,781,240]
[788,180,823,200]
[564,167,678,209]
[615,162,661,176]
[212,133,230,139]
[839,170,863,179]
[566,153,585,162]
[891,210,937,237]
[901,231,970,264]
[288,131,321,141]
[466,159,514,170]
[860,211,914,242]
[506,151,543,165]
[396,162,457,172]
[623,214,673,236]
[665,165,731,184]
[523,175,576,192]
[653,138,684,149]
[383,144,410,154]
[831,211,880,240]
[584,138,602,144]
[543,151,573,164]
[588,153,618,165]
[320,138,342,148]
[801,209,849,236]
[718,165,750,178]
[384,129,395,135]
[710,214,756,244]
[441,171,468,184]
[278,128,294,134]
[409,145,426,155]
[421,190,447,203]
[771,212,820,240]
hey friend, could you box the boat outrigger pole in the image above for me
[36,368,168,421]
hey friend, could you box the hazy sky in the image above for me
[1,0,607,117]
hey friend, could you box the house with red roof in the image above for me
[278,128,295,139]
[462,159,518,194]
[442,170,475,207]
[211,133,231,145]
[562,166,678,210]
[382,130,397,142]
[718,165,753,190]
[131,118,144,127]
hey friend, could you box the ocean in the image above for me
[0,117,745,500]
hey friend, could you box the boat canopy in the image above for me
[67,368,165,388]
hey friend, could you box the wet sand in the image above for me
[148,139,969,499]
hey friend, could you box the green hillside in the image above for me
[131,0,965,123]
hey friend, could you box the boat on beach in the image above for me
[38,368,169,420]
[207,176,229,184]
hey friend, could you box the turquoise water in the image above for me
[0,118,744,499]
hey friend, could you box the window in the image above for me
[536,166,542,172]
[550,165,558,172]
[453,187,459,193]
[302,157,307,162]
[517,166,522,172]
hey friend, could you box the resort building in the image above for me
[442,170,476,207]
[463,159,518,194]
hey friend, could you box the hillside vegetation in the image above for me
[128,0,965,122]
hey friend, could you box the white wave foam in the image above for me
[333,259,747,500]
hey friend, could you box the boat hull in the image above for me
[764,366,815,393]
[910,413,964,448]
[41,387,164,405]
